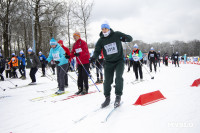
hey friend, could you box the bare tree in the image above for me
[72,0,93,43]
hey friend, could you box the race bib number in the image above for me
[150,54,154,57]
[75,48,82,53]
[52,53,60,60]
[104,42,118,55]
[12,58,15,61]
[40,57,43,60]
[175,56,177,59]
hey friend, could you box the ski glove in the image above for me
[74,53,80,57]
[45,61,49,64]
[55,61,60,64]
[65,54,70,59]
[120,36,126,42]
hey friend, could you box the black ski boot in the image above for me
[114,95,121,108]
[101,96,110,108]
[75,87,82,95]
[81,87,88,95]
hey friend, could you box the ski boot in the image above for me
[99,79,103,83]
[81,87,88,95]
[114,95,121,108]
[41,75,45,77]
[75,87,82,95]
[29,82,37,85]
[95,79,100,84]
[55,90,64,95]
[101,96,111,108]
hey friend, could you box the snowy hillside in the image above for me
[0,63,200,133]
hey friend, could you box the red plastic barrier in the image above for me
[191,78,200,87]
[133,90,166,106]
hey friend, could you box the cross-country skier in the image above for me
[70,32,90,95]
[156,51,161,67]
[148,47,157,72]
[46,38,69,94]
[164,53,169,66]
[174,52,179,67]
[5,58,11,78]
[129,44,143,81]
[50,59,56,75]
[17,51,26,79]
[28,48,40,85]
[90,22,133,108]
[0,53,6,81]
[95,50,104,83]
[39,51,47,77]
[8,53,18,78]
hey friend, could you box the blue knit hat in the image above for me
[133,44,138,48]
[20,50,24,54]
[150,47,154,51]
[50,38,57,45]
[101,21,110,30]
[28,48,33,52]
[39,51,42,55]
[12,53,15,56]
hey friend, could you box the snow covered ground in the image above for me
[0,63,200,133]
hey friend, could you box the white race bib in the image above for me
[52,53,60,60]
[104,42,118,55]
[75,48,82,53]
[175,56,177,59]
[150,54,154,57]
[40,57,43,60]
[12,58,15,61]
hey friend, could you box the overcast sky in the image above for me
[87,0,200,43]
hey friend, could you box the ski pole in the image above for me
[92,62,104,75]
[38,69,55,81]
[76,56,100,92]
[138,60,154,79]
[96,59,104,69]
[0,73,18,87]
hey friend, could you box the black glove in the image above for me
[45,61,49,64]
[74,53,80,57]
[90,57,95,63]
[55,61,60,64]
[120,36,126,42]
[65,54,70,59]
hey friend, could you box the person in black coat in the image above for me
[148,47,157,72]
[174,52,179,67]
[0,53,6,81]
[156,51,161,67]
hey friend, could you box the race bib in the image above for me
[104,42,118,55]
[12,58,15,61]
[150,54,154,57]
[175,56,177,59]
[40,57,43,60]
[75,48,82,53]
[52,53,60,60]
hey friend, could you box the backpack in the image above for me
[165,56,168,60]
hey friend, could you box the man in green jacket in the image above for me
[91,22,133,108]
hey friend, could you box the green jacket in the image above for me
[93,29,133,62]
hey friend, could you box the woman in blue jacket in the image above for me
[18,51,26,79]
[46,38,68,94]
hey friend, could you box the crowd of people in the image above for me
[0,22,181,108]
